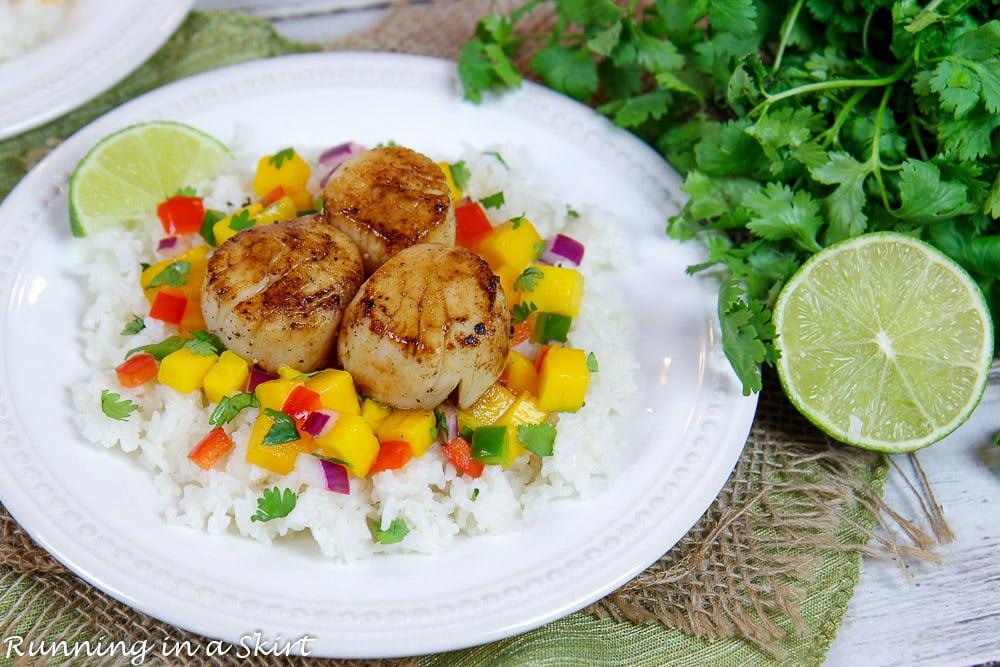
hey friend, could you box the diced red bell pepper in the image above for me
[534,344,552,373]
[115,353,158,388]
[455,200,494,249]
[441,437,484,478]
[157,195,205,235]
[260,186,286,207]
[368,440,414,475]
[282,384,323,426]
[149,287,188,325]
[187,427,234,470]
[511,318,533,346]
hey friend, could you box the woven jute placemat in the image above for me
[0,5,945,666]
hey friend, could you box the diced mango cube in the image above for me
[314,413,379,476]
[245,413,312,475]
[252,148,312,200]
[536,346,590,412]
[496,392,549,466]
[519,264,584,317]
[438,161,464,202]
[374,409,437,457]
[504,350,538,396]
[304,369,360,414]
[477,217,543,273]
[254,377,299,412]
[360,397,392,430]
[255,195,298,225]
[213,202,263,245]
[158,347,219,394]
[461,382,515,426]
[203,350,251,403]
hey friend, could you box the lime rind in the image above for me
[69,121,228,237]
[773,232,994,454]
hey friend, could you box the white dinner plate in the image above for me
[0,52,757,658]
[0,0,193,139]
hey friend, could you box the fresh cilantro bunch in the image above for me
[459,0,1000,395]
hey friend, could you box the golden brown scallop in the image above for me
[322,145,455,275]
[201,214,364,374]
[337,243,510,409]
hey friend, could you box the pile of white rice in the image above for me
[72,142,640,561]
[0,0,71,62]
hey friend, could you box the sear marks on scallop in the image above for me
[322,145,456,275]
[337,243,511,410]
[201,214,365,374]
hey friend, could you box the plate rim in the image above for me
[0,51,758,658]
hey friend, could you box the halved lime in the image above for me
[68,121,228,237]
[773,232,994,453]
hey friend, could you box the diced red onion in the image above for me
[247,368,278,392]
[319,457,350,494]
[302,409,339,438]
[318,142,366,188]
[437,402,459,444]
[157,236,179,252]
[538,233,585,268]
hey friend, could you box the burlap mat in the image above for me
[0,6,945,666]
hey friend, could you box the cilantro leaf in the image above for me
[718,278,777,396]
[449,160,471,191]
[125,335,186,361]
[146,260,191,288]
[210,392,257,427]
[743,183,824,253]
[479,191,505,209]
[513,266,544,292]
[121,316,145,336]
[268,148,296,169]
[511,301,537,324]
[250,486,296,523]
[227,209,255,232]
[369,518,410,545]
[893,160,973,224]
[517,423,557,457]
[262,408,300,446]
[531,42,600,102]
[101,390,138,421]
[184,330,226,357]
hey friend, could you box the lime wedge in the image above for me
[69,121,228,237]
[773,232,994,453]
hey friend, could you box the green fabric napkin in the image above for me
[0,10,882,666]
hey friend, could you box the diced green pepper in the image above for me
[471,424,509,465]
[531,312,572,344]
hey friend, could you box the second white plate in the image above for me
[0,0,193,139]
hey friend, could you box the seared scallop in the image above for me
[322,145,455,275]
[202,214,365,374]
[337,243,510,410]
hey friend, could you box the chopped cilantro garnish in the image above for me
[101,390,137,421]
[210,392,257,427]
[250,486,296,523]
[146,260,190,288]
[586,352,599,373]
[448,160,471,191]
[126,335,186,361]
[121,316,145,336]
[262,408,301,446]
[184,330,226,356]
[175,186,197,197]
[479,191,505,209]
[268,148,296,169]
[482,150,508,169]
[511,301,537,325]
[369,518,410,545]
[513,266,543,292]
[227,209,255,232]
[518,423,556,457]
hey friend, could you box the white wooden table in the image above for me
[198,3,1000,664]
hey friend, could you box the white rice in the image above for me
[72,143,640,561]
[0,0,71,62]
